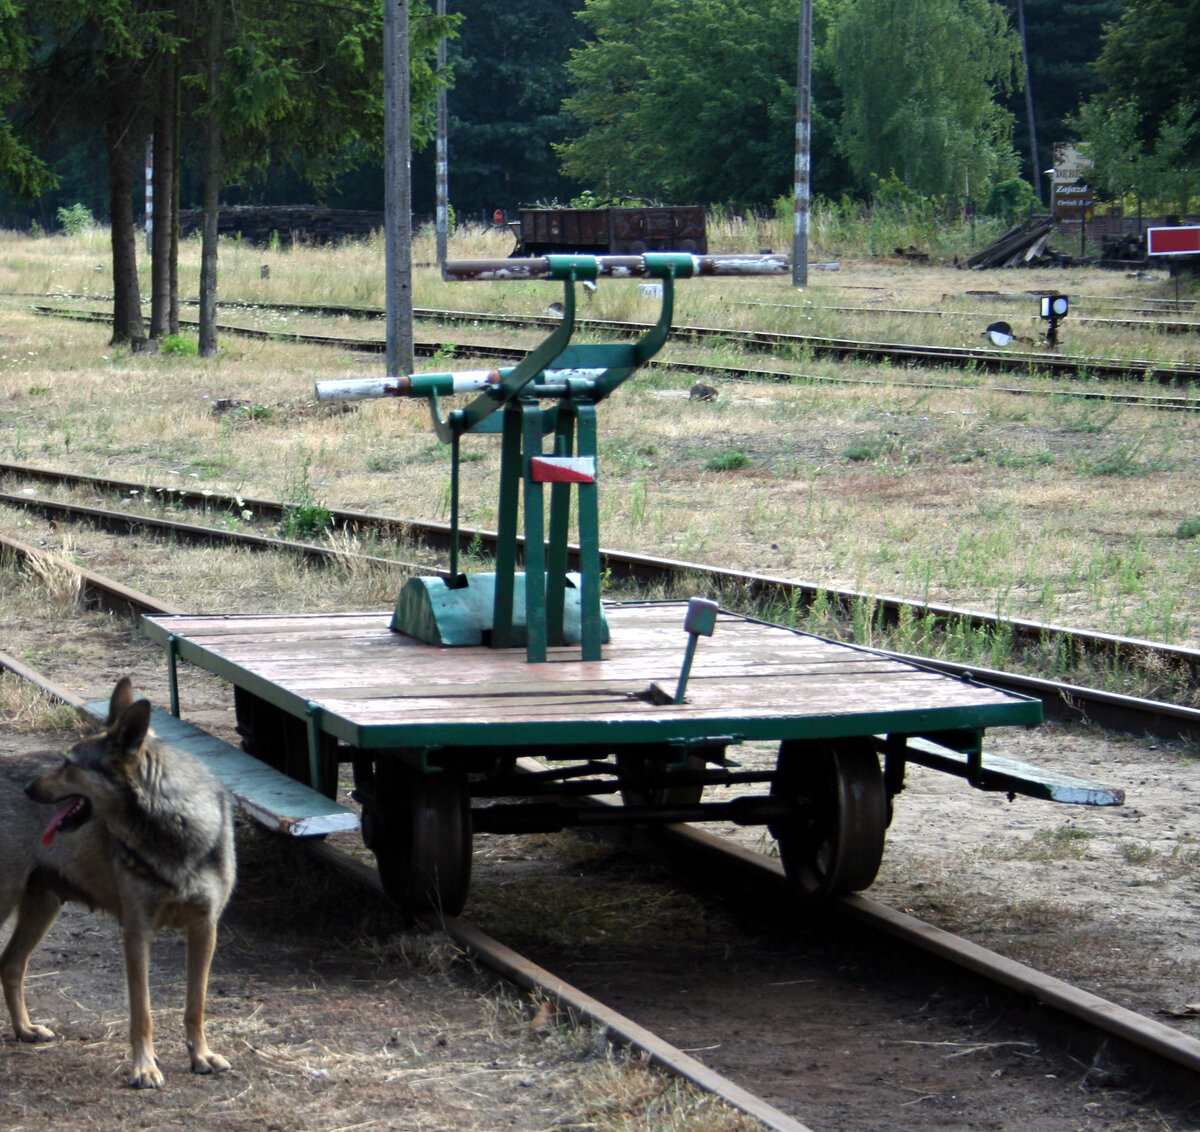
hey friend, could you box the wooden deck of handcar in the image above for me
[143,601,1042,750]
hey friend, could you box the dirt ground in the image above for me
[1,609,1199,1131]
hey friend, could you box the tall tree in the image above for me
[1002,1,1123,188]
[0,4,56,199]
[828,0,1022,201]
[558,0,838,208]
[436,0,584,217]
[188,0,452,352]
[1,2,178,342]
[1073,0,1200,213]
[1092,0,1200,154]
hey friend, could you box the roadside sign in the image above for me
[1052,181,1090,223]
[1147,226,1200,256]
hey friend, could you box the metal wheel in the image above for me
[358,757,472,916]
[769,737,886,901]
[616,748,704,806]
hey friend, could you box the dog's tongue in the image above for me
[41,801,77,846]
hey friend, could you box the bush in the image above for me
[704,450,751,471]
[985,177,1037,221]
[55,203,94,236]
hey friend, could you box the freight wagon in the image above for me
[512,206,707,256]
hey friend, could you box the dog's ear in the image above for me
[106,676,137,726]
[107,698,152,766]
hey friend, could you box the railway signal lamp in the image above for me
[1039,293,1068,348]
[984,321,1014,347]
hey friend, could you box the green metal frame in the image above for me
[396,252,692,662]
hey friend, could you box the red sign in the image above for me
[1147,226,1200,256]
[529,456,597,484]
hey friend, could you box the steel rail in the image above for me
[4,461,1200,738]
[662,822,1200,1077]
[303,841,814,1132]
[0,647,813,1132]
[27,300,1200,388]
[5,644,1196,1107]
[732,298,1200,336]
[0,490,433,574]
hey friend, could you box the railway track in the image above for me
[2,599,1198,1129]
[26,299,1200,404]
[4,460,1200,742]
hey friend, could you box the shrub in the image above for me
[704,450,751,471]
[985,177,1037,221]
[56,203,94,236]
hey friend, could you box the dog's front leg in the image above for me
[184,917,229,1076]
[1,887,62,1043]
[122,924,163,1089]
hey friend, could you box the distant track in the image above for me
[26,299,1200,397]
[4,459,1200,743]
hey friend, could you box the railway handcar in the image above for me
[142,252,1123,918]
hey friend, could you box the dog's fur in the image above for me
[1,677,235,1088]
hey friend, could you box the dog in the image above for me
[1,677,236,1088]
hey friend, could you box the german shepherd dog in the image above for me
[1,677,235,1088]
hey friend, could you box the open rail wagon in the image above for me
[140,252,1123,917]
[512,206,707,256]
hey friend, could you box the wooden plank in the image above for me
[85,700,358,837]
[144,605,1042,748]
[903,737,1125,806]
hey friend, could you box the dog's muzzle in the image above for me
[26,785,93,845]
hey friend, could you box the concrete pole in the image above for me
[792,0,812,288]
[384,0,415,376]
[435,0,449,271]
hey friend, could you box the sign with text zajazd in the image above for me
[1051,142,1093,223]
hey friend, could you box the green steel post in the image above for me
[544,403,576,646]
[574,401,603,660]
[305,701,324,793]
[167,634,180,717]
[449,430,461,581]
[521,397,548,662]
[491,401,524,647]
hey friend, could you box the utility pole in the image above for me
[435,0,449,271]
[384,0,415,376]
[792,0,812,288]
[1015,0,1041,204]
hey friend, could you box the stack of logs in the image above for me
[177,205,386,246]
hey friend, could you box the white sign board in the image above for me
[1052,142,1093,184]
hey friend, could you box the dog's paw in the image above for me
[190,1048,231,1076]
[129,1060,165,1090]
[15,1022,55,1043]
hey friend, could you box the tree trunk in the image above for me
[106,71,145,347]
[150,54,176,340]
[198,0,223,358]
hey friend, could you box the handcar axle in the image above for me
[470,794,805,835]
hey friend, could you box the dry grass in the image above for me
[0,671,80,732]
[3,228,1200,667]
[3,227,1199,1130]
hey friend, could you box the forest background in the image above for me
[3,0,1195,236]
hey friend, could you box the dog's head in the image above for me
[25,676,151,845]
